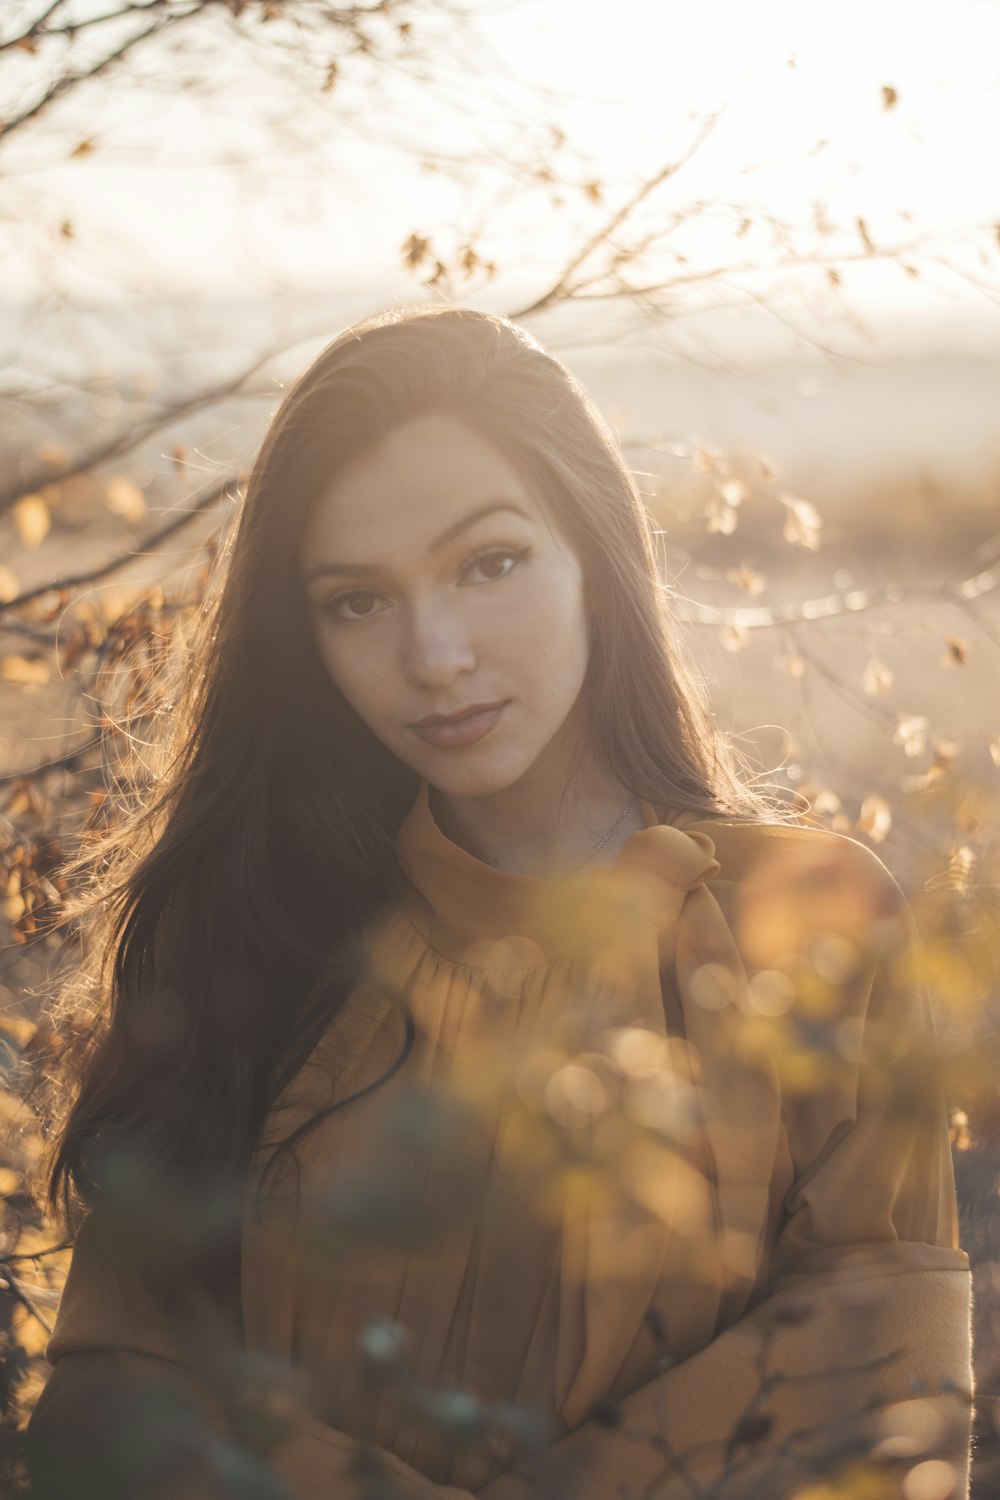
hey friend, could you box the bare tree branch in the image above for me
[0,474,234,612]
[509,110,727,319]
[0,6,198,143]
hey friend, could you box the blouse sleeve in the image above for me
[476,839,974,1500]
[28,1208,478,1500]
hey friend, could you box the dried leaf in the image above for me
[719,479,747,506]
[705,497,739,536]
[0,564,20,603]
[862,657,893,695]
[36,441,68,465]
[779,494,822,551]
[942,636,969,667]
[402,232,430,269]
[691,448,719,476]
[856,217,876,254]
[0,1167,22,1196]
[0,1014,37,1048]
[71,138,96,158]
[0,655,50,686]
[725,564,766,597]
[104,477,146,522]
[893,714,929,758]
[944,845,976,893]
[931,738,959,772]
[881,85,898,110]
[858,794,892,843]
[13,493,50,549]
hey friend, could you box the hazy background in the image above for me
[3,0,999,945]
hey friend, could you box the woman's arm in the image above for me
[28,1349,479,1500]
[477,871,974,1500]
[476,1251,971,1500]
[27,1209,478,1500]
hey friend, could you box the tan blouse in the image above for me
[35,783,973,1499]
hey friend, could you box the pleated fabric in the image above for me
[239,781,950,1491]
[40,780,972,1498]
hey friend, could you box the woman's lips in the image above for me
[411,702,507,747]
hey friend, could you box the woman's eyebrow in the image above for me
[304,500,532,581]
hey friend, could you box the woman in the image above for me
[27,305,972,1500]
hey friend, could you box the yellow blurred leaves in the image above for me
[13,493,50,548]
[3,867,26,923]
[928,844,976,895]
[0,654,49,687]
[793,1457,901,1498]
[734,838,892,973]
[0,1166,22,1196]
[104,476,147,522]
[35,443,69,468]
[0,563,20,603]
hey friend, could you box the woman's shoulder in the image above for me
[669,809,906,918]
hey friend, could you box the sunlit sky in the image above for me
[4,0,999,347]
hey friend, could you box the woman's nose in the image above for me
[402,598,477,688]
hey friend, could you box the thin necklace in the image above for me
[575,793,637,869]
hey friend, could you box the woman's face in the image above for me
[298,411,592,802]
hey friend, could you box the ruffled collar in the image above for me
[392,779,721,963]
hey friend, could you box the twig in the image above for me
[0,475,233,613]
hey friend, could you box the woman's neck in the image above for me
[426,763,645,877]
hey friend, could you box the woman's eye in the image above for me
[463,545,530,585]
[322,590,386,623]
[317,546,528,624]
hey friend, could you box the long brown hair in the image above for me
[35,303,791,1293]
